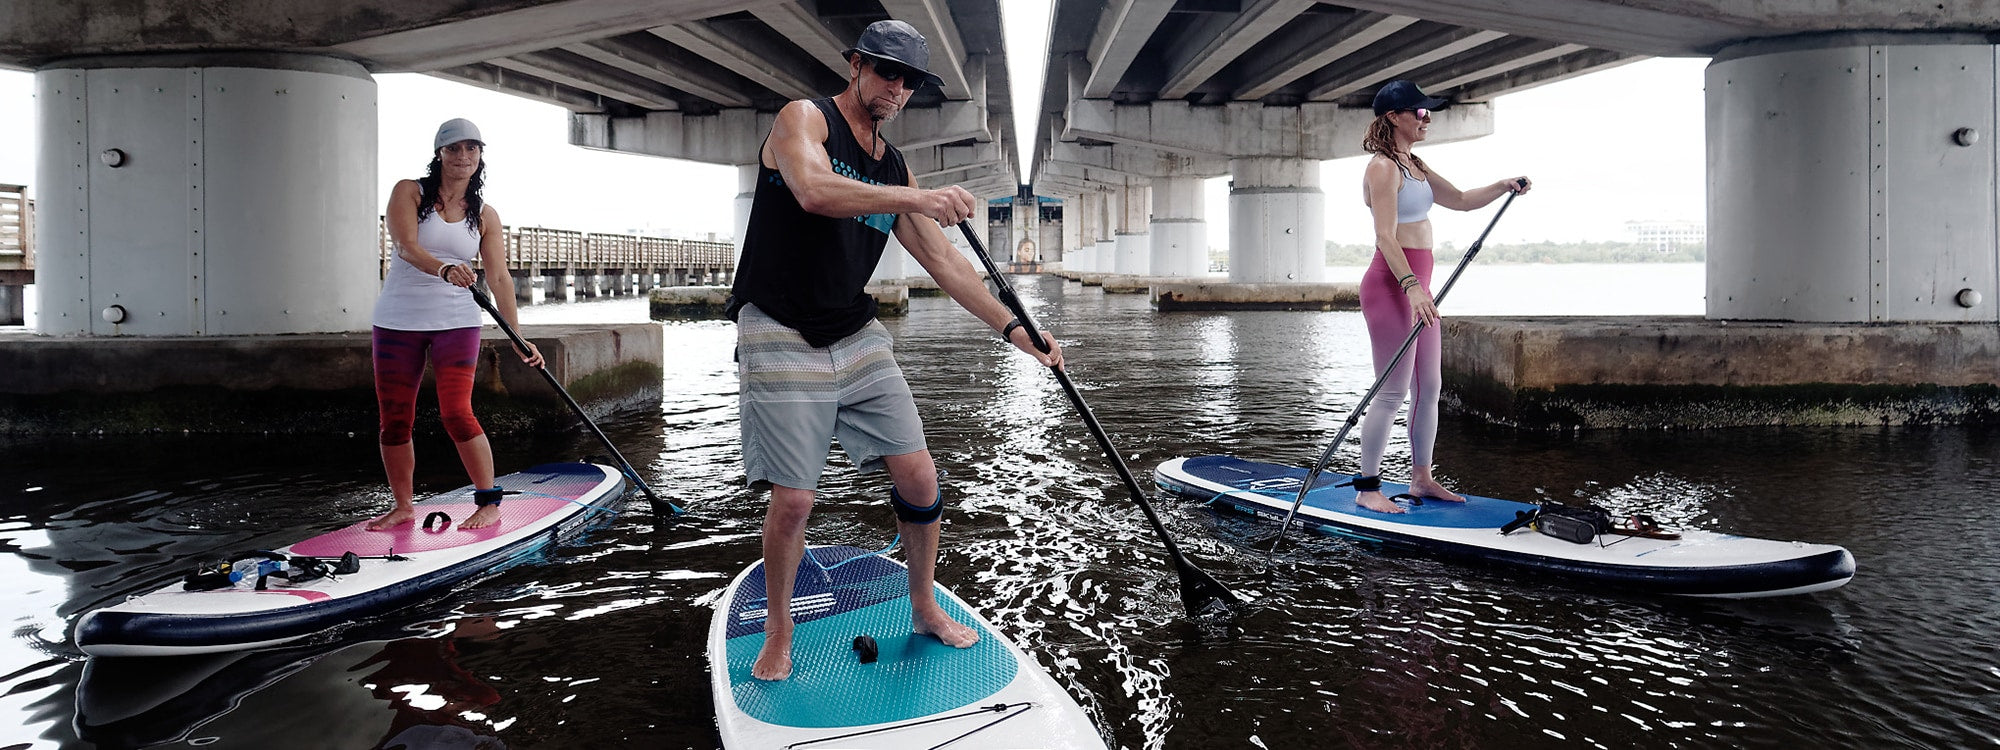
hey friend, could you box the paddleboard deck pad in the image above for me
[709,545,1107,749]
[74,462,625,657]
[1156,455,1854,598]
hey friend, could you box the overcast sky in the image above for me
[0,30,1706,248]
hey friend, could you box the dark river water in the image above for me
[3,272,1997,749]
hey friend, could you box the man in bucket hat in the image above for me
[726,19,1065,681]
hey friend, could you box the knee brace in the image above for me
[890,486,944,525]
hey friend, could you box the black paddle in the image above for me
[1261,181,1526,571]
[954,221,1242,619]
[468,277,681,516]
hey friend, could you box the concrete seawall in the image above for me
[1444,316,2000,429]
[0,324,663,435]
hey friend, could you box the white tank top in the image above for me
[372,211,486,331]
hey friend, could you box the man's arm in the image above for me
[766,99,976,224]
[892,167,1063,366]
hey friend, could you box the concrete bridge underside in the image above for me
[5,0,2000,431]
[1,0,1022,336]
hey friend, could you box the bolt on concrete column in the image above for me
[1228,157,1325,283]
[1708,39,1998,323]
[36,53,377,335]
[1114,183,1151,275]
[1149,175,1207,277]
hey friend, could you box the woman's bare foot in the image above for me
[753,625,794,681]
[912,606,979,648]
[458,503,503,530]
[1407,479,1465,502]
[1354,490,1406,514]
[366,505,415,531]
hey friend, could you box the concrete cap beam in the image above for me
[1045,140,1229,179]
[1063,98,1493,161]
[570,109,770,164]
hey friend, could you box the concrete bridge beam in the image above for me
[1063,98,1493,160]
[1708,37,2000,323]
[1229,157,1324,284]
[35,53,378,336]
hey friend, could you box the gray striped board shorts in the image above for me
[736,303,927,491]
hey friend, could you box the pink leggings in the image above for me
[1357,249,1439,477]
[373,326,485,446]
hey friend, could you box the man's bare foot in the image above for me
[458,503,503,530]
[1408,480,1465,502]
[912,606,979,648]
[1354,490,1406,514]
[366,505,415,531]
[753,627,794,681]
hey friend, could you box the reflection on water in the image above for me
[4,269,1999,748]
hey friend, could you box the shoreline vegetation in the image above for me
[1325,240,1705,265]
[1204,241,1706,269]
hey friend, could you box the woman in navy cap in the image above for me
[1351,80,1529,515]
[367,118,542,532]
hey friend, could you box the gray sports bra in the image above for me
[1396,164,1433,224]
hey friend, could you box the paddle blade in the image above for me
[1177,563,1244,621]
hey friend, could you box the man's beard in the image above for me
[866,99,900,122]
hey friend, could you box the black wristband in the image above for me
[1001,319,1023,342]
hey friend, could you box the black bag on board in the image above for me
[1534,503,1614,545]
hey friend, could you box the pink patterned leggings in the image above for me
[1357,248,1439,477]
[373,326,485,446]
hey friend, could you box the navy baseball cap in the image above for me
[844,20,946,91]
[1372,80,1448,116]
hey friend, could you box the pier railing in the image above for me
[0,184,32,275]
[377,219,735,286]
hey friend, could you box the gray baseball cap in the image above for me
[843,20,945,91]
[434,118,485,151]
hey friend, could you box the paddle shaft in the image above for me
[954,221,1241,615]
[1261,185,1524,567]
[468,280,680,515]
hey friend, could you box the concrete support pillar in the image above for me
[1039,203,1063,265]
[0,285,23,326]
[734,164,758,266]
[1095,190,1117,271]
[36,53,377,335]
[989,208,1012,268]
[1228,157,1324,284]
[1708,39,1998,322]
[1058,202,1079,269]
[1149,175,1207,277]
[870,231,908,283]
[1114,183,1151,275]
[1070,193,1097,272]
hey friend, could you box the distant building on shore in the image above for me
[1626,219,1704,253]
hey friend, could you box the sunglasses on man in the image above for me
[871,59,913,84]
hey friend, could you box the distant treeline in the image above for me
[1324,240,1705,264]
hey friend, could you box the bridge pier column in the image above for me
[1228,157,1324,283]
[1094,190,1117,272]
[734,164,757,268]
[1709,39,1998,322]
[1149,175,1206,277]
[511,269,532,305]
[35,53,377,335]
[1113,183,1150,275]
[0,285,23,325]
[1066,193,1094,272]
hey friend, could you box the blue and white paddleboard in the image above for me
[1156,455,1855,598]
[74,462,626,657]
[709,545,1107,749]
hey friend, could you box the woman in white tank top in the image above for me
[367,119,542,533]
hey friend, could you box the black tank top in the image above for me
[729,97,909,347]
